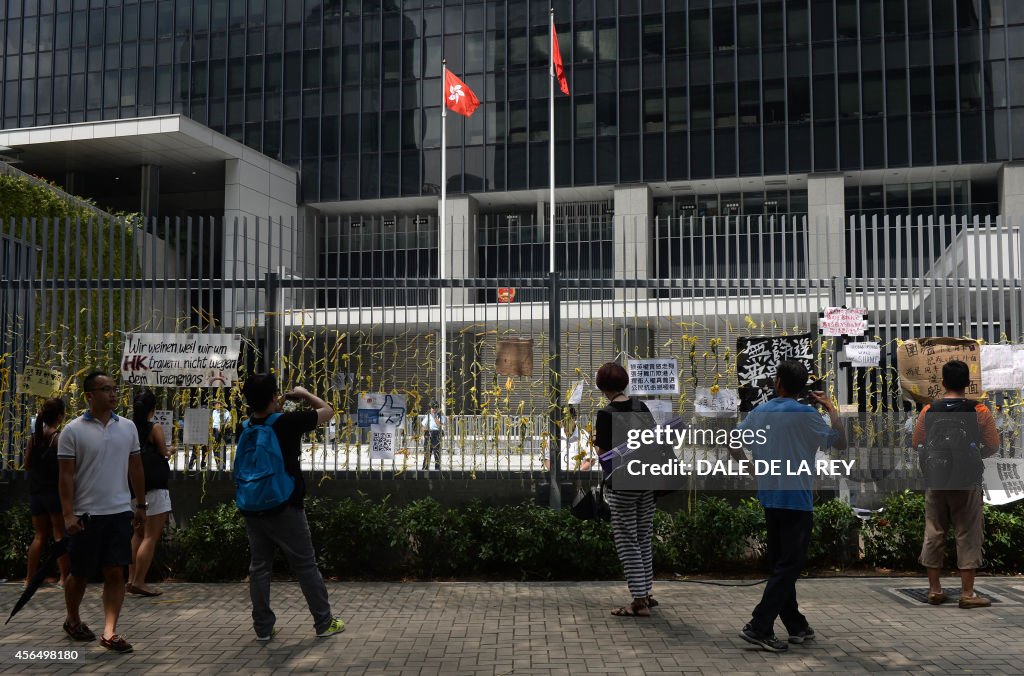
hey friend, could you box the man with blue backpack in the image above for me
[235,373,345,641]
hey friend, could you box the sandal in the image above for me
[63,621,95,641]
[611,598,650,617]
[126,583,162,597]
[647,595,659,608]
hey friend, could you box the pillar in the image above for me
[807,173,846,280]
[613,184,653,301]
[442,194,478,307]
[998,162,1024,222]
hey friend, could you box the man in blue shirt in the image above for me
[735,360,847,652]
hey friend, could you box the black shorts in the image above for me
[67,511,133,579]
[29,492,62,517]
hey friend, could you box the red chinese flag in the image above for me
[552,24,569,95]
[444,69,480,117]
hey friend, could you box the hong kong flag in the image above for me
[444,69,480,117]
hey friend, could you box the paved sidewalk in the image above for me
[2,577,1024,674]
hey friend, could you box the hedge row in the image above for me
[4,493,1024,582]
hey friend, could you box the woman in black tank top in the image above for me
[24,397,69,587]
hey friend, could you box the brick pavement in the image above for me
[2,577,1024,674]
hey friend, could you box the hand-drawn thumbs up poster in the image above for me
[736,334,816,412]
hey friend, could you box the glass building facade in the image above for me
[3,0,1024,205]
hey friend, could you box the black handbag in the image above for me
[570,486,611,521]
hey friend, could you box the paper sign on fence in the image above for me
[846,342,881,368]
[183,408,211,446]
[694,387,739,416]
[370,424,397,460]
[626,359,679,395]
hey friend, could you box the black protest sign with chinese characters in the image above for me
[736,333,816,412]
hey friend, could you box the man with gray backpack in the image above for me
[235,373,345,640]
[912,360,1000,609]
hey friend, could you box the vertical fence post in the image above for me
[829,275,849,407]
[264,271,280,374]
[548,270,562,509]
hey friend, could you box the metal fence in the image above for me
[1,212,1022,483]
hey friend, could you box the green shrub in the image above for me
[862,491,927,569]
[307,495,403,578]
[672,497,753,572]
[982,503,1024,572]
[397,498,476,577]
[170,503,249,581]
[0,505,33,580]
[809,499,861,569]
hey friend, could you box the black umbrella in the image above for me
[5,515,87,625]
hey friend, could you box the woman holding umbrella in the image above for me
[24,398,69,588]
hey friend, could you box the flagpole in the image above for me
[549,8,556,274]
[440,59,448,418]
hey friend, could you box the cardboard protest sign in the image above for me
[626,359,679,395]
[16,366,61,397]
[896,337,981,405]
[496,337,534,376]
[736,334,815,411]
[122,333,241,388]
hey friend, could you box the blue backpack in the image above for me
[234,413,295,513]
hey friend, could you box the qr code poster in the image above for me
[370,424,397,460]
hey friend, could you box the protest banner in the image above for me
[122,333,241,388]
[736,333,815,411]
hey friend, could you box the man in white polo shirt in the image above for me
[58,371,146,654]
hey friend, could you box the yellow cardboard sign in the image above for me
[16,366,61,398]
